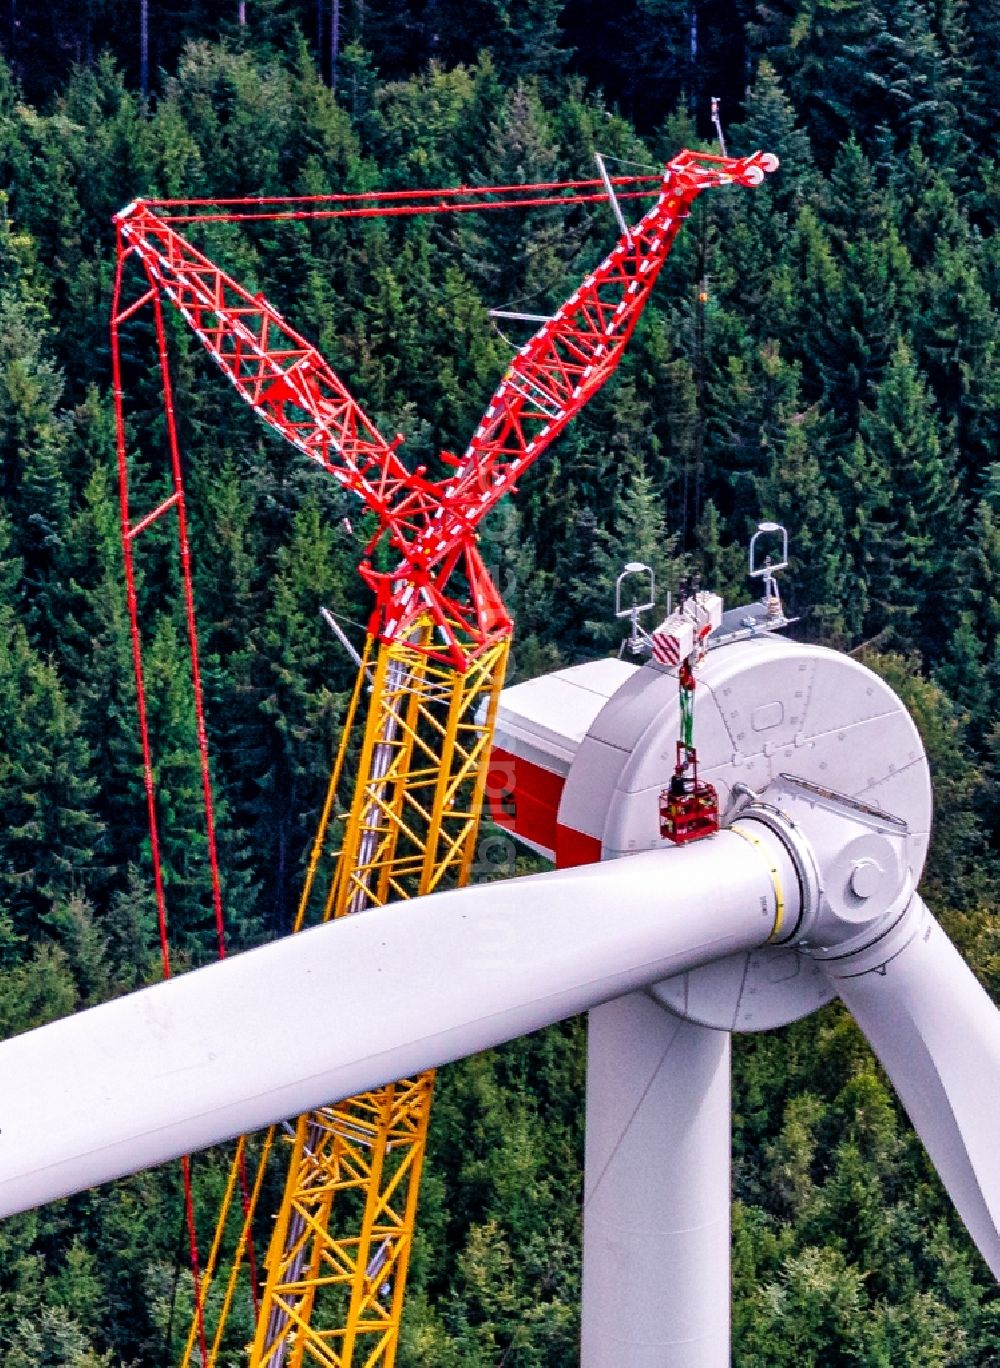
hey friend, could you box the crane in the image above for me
[107,148,777,1366]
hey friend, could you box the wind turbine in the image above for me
[0,575,997,1364]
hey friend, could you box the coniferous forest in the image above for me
[0,1,999,1363]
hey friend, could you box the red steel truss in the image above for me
[113,149,776,668]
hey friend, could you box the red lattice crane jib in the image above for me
[113,149,777,669]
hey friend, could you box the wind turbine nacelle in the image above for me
[488,632,933,1032]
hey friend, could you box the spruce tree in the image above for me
[56,454,148,901]
[137,612,219,962]
[457,81,565,305]
[940,472,1000,731]
[0,623,103,930]
[693,497,747,605]
[857,338,962,655]
[730,60,817,213]
[0,286,72,647]
[589,458,687,652]
[910,222,1000,494]
[245,493,354,933]
[823,136,890,247]
[755,406,849,641]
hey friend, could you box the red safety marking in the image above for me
[487,750,604,867]
[650,631,682,666]
[555,824,603,869]
[487,748,565,854]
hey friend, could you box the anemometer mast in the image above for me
[109,148,777,1367]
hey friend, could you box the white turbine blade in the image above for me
[0,830,785,1217]
[826,895,1000,1279]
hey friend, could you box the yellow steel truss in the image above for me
[180,624,509,1368]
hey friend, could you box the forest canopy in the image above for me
[0,1,998,1363]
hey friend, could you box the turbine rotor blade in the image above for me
[824,895,1000,1278]
[0,827,792,1217]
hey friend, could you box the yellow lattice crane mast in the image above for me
[109,150,776,1367]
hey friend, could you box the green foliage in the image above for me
[857,338,962,651]
[0,619,103,927]
[731,60,818,215]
